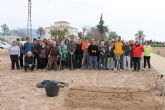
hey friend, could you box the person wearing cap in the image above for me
[132,40,144,72]
[67,36,76,69]
[81,38,90,69]
[88,39,98,69]
[113,36,124,71]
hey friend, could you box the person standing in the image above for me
[67,36,76,70]
[113,36,124,71]
[16,38,24,69]
[75,39,83,69]
[9,41,20,70]
[98,40,107,70]
[38,42,48,70]
[107,41,115,70]
[58,41,68,69]
[47,41,58,71]
[23,37,33,55]
[132,41,144,72]
[123,41,132,71]
[143,41,152,71]
[88,39,98,70]
[81,38,90,69]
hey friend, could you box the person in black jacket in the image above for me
[75,39,83,69]
[24,51,36,71]
[88,39,98,69]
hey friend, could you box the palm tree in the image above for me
[1,24,9,40]
[37,27,45,39]
[96,14,109,40]
[135,30,145,44]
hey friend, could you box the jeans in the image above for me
[82,52,89,68]
[107,57,114,69]
[99,57,106,69]
[89,56,98,69]
[123,56,131,70]
[133,57,141,71]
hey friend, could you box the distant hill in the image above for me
[0,28,45,39]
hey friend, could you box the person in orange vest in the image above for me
[113,36,124,71]
[81,38,90,69]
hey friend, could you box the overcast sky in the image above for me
[0,0,165,41]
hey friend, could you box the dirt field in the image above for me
[153,47,165,57]
[0,49,165,110]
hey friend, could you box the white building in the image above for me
[45,21,78,39]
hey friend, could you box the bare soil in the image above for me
[153,47,165,57]
[0,49,164,110]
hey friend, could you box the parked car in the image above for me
[0,41,11,49]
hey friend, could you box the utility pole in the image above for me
[27,0,32,42]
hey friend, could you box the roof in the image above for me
[54,21,70,24]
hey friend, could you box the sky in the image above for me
[0,0,165,41]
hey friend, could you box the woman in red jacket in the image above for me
[132,41,144,72]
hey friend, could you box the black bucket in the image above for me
[45,82,59,97]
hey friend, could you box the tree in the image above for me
[49,28,68,40]
[135,30,145,44]
[82,27,87,37]
[109,31,119,40]
[1,24,9,40]
[86,27,101,40]
[37,27,45,39]
[96,14,109,40]
[78,32,83,38]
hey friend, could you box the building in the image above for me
[45,21,78,39]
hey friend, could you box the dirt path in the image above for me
[151,53,165,74]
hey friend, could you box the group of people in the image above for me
[8,36,152,72]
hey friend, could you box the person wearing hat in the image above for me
[132,40,144,72]
[67,36,76,69]
[81,38,90,69]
